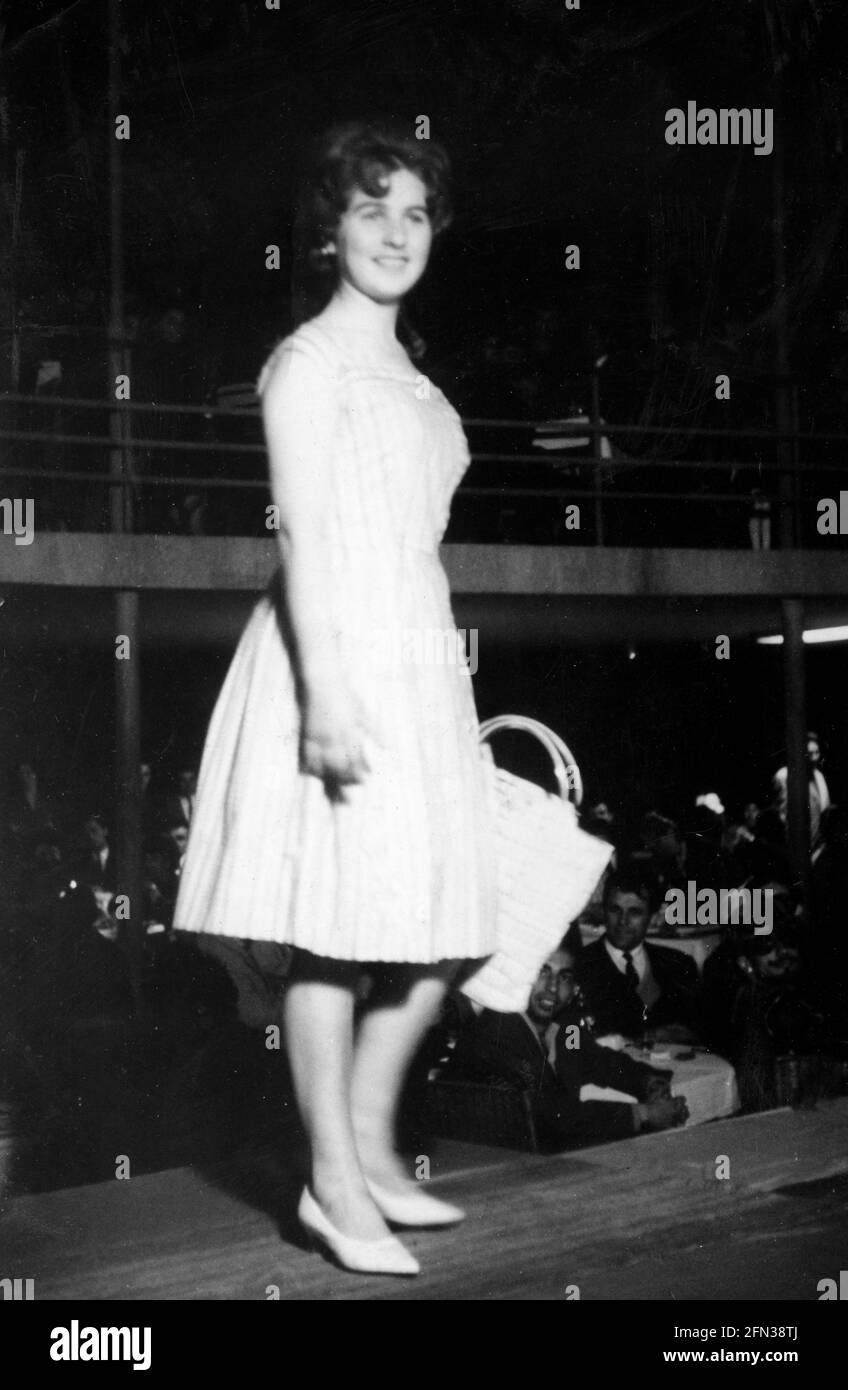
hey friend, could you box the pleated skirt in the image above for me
[173,569,498,964]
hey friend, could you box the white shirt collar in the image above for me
[604,938,648,978]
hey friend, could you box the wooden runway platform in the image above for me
[3,1101,848,1301]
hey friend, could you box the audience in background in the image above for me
[1,748,844,1191]
[139,761,160,837]
[3,762,61,864]
[67,814,116,892]
[161,766,198,831]
[450,947,688,1149]
[772,731,831,854]
[704,921,835,1111]
[576,871,701,1044]
[685,794,728,886]
[629,812,688,905]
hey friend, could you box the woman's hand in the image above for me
[300,687,377,796]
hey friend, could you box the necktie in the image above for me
[622,950,640,993]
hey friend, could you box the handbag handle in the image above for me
[479,714,584,807]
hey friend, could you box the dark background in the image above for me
[5,631,847,847]
[4,0,848,407]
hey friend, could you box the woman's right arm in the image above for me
[261,345,374,790]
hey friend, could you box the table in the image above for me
[580,1043,739,1127]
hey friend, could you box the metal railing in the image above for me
[1,390,846,549]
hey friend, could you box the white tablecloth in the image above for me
[580,1044,739,1127]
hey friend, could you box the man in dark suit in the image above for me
[577,870,701,1043]
[159,767,197,834]
[67,813,116,893]
[450,947,687,1150]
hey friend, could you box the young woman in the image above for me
[174,120,497,1276]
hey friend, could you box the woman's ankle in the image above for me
[355,1145,411,1189]
[308,1173,390,1240]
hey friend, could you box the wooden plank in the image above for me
[2,1101,847,1301]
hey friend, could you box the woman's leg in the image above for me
[350,961,457,1189]
[283,951,389,1241]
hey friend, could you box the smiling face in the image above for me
[752,939,800,982]
[328,165,433,306]
[527,949,576,1026]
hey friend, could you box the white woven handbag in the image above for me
[460,715,613,1014]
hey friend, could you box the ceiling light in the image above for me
[757,625,848,646]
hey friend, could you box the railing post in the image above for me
[781,598,810,903]
[770,83,796,550]
[109,0,143,1009]
[591,371,604,546]
[775,381,795,549]
[114,590,143,1006]
[791,383,801,547]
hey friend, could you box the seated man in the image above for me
[449,947,688,1150]
[68,813,116,893]
[705,920,836,1109]
[701,881,796,1059]
[577,870,701,1043]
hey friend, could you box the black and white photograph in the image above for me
[1,0,847,1334]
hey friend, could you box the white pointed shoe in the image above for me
[297,1188,420,1276]
[365,1177,466,1228]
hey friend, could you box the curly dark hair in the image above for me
[297,118,452,262]
[291,118,453,341]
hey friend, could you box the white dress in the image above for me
[173,319,498,963]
